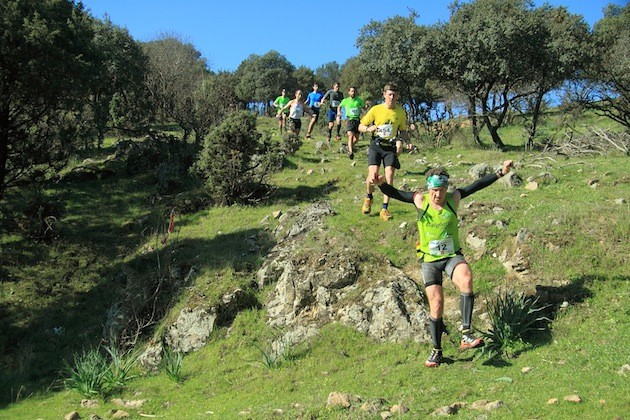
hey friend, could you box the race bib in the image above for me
[376,123,394,139]
[428,238,455,257]
[314,101,321,108]
[331,100,340,107]
[347,107,359,118]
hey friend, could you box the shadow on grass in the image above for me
[479,275,619,368]
[282,157,298,169]
[299,156,329,164]
[0,225,276,406]
[482,357,513,367]
[534,274,596,322]
[270,180,339,204]
[0,174,284,406]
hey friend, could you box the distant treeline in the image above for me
[1,0,628,197]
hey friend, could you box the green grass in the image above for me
[3,280,628,418]
[1,111,629,418]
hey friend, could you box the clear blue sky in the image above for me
[80,0,624,72]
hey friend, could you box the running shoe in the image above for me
[460,333,484,350]
[425,348,442,367]
[362,198,372,214]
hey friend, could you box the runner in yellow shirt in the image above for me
[358,82,412,221]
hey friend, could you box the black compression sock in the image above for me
[461,293,475,331]
[429,316,443,349]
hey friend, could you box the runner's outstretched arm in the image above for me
[457,160,513,199]
[374,176,416,203]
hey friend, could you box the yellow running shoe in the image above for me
[362,198,372,214]
[379,208,392,221]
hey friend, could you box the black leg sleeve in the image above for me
[457,172,501,199]
[378,183,415,203]
[461,293,475,332]
[429,316,443,349]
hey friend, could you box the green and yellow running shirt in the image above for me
[360,103,407,140]
[339,96,365,120]
[416,193,461,262]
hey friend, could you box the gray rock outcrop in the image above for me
[165,307,217,353]
[258,201,431,347]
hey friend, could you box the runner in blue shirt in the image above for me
[304,83,324,139]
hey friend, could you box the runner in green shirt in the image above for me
[337,86,366,160]
[273,89,291,134]
[374,160,514,367]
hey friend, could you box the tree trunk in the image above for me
[526,91,544,150]
[0,103,9,198]
[485,120,505,149]
[481,88,508,150]
[468,96,482,146]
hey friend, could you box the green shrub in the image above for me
[156,161,184,194]
[101,344,139,392]
[193,111,283,205]
[124,135,197,194]
[282,133,302,155]
[481,290,550,360]
[255,328,295,369]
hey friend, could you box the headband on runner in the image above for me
[426,174,449,189]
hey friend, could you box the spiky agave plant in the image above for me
[101,343,139,392]
[161,346,183,383]
[481,290,550,360]
[63,348,109,397]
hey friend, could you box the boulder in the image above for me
[165,307,217,353]
[260,201,431,347]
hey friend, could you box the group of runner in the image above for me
[273,82,366,158]
[274,81,514,368]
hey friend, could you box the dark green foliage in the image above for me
[194,111,284,205]
[481,290,551,360]
[0,0,98,195]
[282,133,303,155]
[583,4,630,128]
[18,192,65,241]
[90,18,151,143]
[235,51,296,105]
[123,135,197,194]
[156,162,185,194]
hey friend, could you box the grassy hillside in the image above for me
[0,112,628,418]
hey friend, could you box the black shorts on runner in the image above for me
[289,118,302,131]
[368,138,400,169]
[346,119,360,134]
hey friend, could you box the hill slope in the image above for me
[0,114,629,418]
